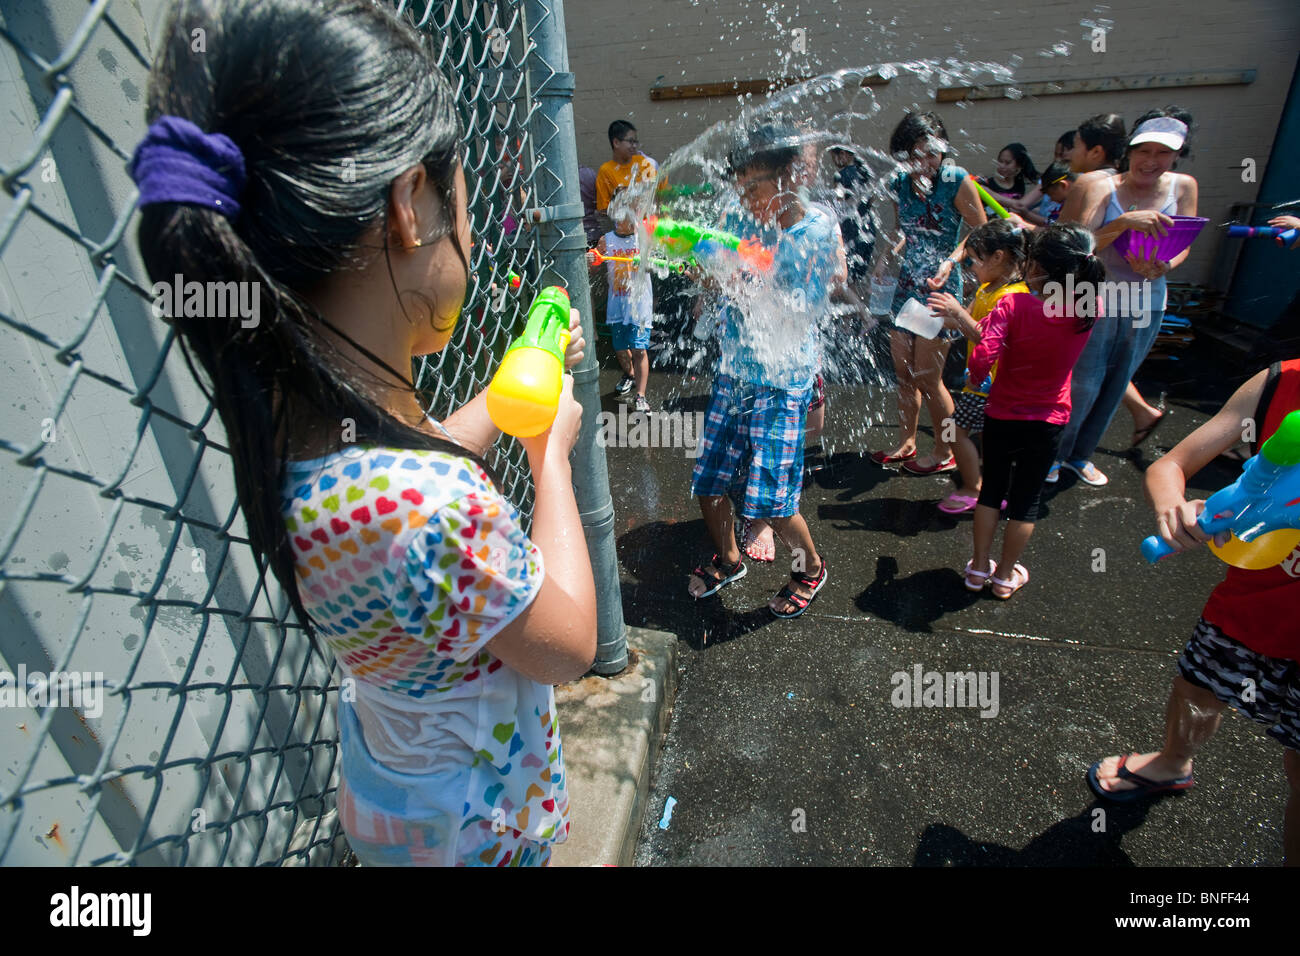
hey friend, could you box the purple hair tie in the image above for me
[129,116,246,219]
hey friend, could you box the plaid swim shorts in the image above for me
[1177,617,1300,752]
[691,374,810,519]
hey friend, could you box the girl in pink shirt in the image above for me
[963,224,1103,597]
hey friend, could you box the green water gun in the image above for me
[586,248,693,273]
[969,177,1011,220]
[645,216,774,270]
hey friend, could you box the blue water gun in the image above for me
[1141,410,1300,566]
[1227,224,1299,246]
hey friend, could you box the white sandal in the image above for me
[1063,460,1108,487]
[964,559,993,592]
[990,563,1029,599]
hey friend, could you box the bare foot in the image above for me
[743,519,776,562]
[1092,751,1192,794]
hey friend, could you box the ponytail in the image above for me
[1028,223,1107,332]
[134,0,496,637]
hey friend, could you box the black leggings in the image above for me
[978,416,1063,522]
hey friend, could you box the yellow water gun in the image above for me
[486,286,572,437]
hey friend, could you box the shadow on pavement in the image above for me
[855,555,982,632]
[819,496,949,538]
[913,797,1166,866]
[617,519,783,651]
[803,451,895,502]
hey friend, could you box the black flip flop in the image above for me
[1086,754,1194,803]
[1130,410,1169,449]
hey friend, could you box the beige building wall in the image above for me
[566,0,1300,286]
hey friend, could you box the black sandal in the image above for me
[1216,444,1251,465]
[770,560,828,618]
[688,554,747,598]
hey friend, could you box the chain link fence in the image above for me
[0,0,568,865]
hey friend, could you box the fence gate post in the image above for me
[524,0,628,674]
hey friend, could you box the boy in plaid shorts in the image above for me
[686,123,842,618]
[1088,359,1300,864]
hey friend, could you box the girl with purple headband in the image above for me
[131,0,596,866]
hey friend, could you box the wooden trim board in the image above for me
[936,69,1255,103]
[650,72,889,101]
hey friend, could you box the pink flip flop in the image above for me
[939,494,979,514]
[939,495,1010,514]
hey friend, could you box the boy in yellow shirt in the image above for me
[596,120,657,232]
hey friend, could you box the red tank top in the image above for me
[1201,359,1300,660]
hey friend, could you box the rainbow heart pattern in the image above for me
[283,445,569,859]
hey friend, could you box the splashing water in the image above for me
[604,58,1016,452]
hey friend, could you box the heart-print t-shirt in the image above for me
[281,445,568,845]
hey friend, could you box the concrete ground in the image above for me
[594,334,1290,866]
[551,627,676,867]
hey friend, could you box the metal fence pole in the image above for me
[524,0,628,674]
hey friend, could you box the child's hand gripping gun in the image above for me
[1141,410,1300,568]
[486,286,572,438]
[644,216,774,271]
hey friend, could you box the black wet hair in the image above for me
[965,219,1027,277]
[1076,113,1127,166]
[608,120,636,148]
[1027,223,1105,332]
[889,111,948,159]
[1056,130,1076,151]
[134,0,493,637]
[996,142,1039,196]
[726,122,801,177]
[1040,160,1076,189]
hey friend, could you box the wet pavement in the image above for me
[594,333,1291,866]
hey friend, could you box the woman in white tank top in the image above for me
[1050,112,1199,487]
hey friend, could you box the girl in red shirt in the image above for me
[963,224,1102,596]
